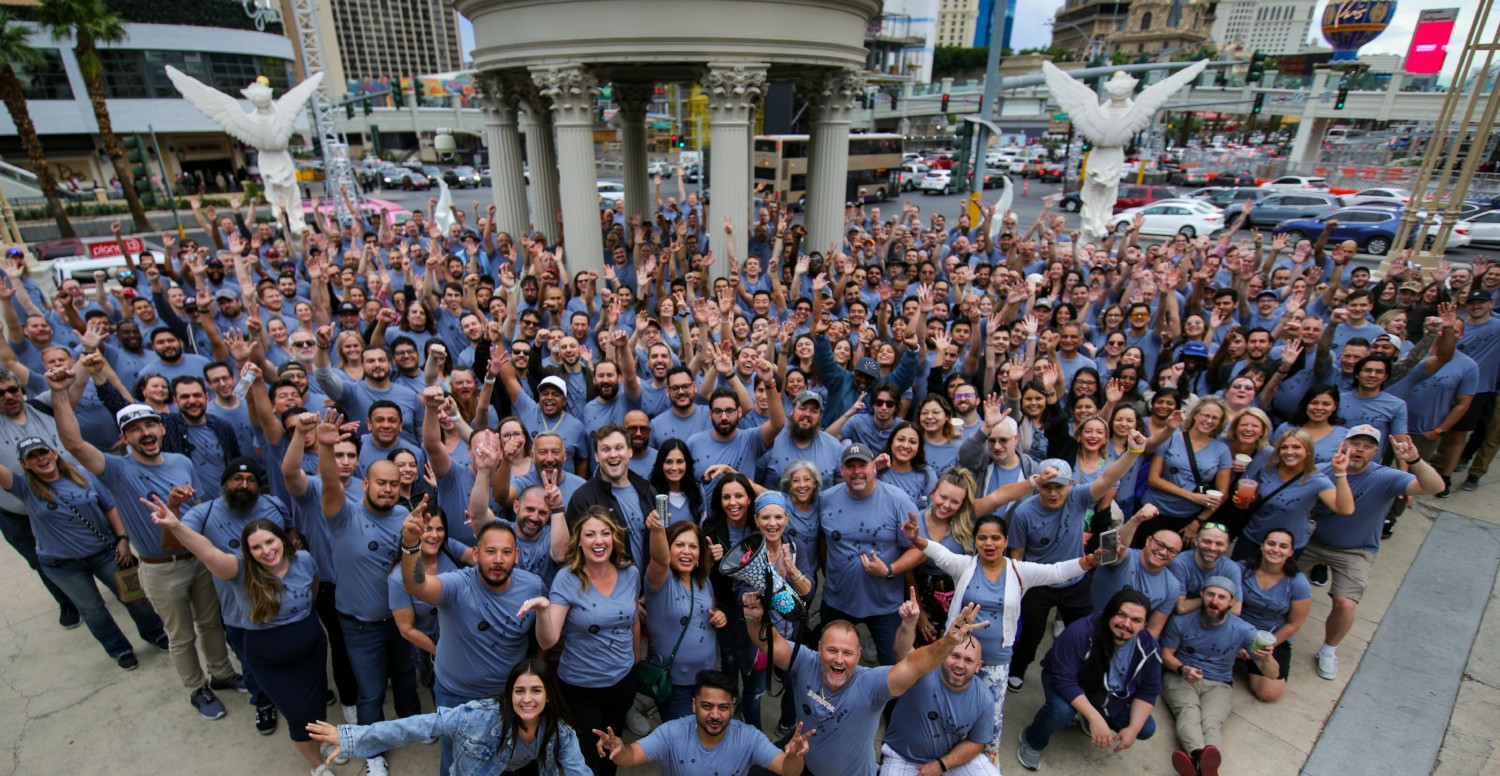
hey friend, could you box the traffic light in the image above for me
[678,136,687,149]
[940,94,949,112]
[1335,88,1348,110]
[122,135,158,207]
[414,79,425,100]
[1248,51,1267,84]
[363,97,373,116]
[392,84,405,109]
[977,95,984,112]
[346,102,355,120]
[1252,93,1265,114]
[1081,138,1092,152]
[670,134,678,148]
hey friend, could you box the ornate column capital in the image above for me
[702,63,768,122]
[612,82,655,123]
[796,68,866,112]
[474,71,524,120]
[532,65,599,126]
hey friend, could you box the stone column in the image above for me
[702,63,767,278]
[799,69,865,255]
[474,72,530,241]
[614,82,655,226]
[534,64,603,273]
[518,81,562,242]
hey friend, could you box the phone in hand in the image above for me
[1100,528,1121,565]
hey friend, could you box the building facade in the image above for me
[1108,0,1216,57]
[324,0,463,82]
[1211,0,1316,55]
[936,0,979,47]
[1049,0,1131,61]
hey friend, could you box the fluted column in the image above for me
[518,80,561,242]
[702,63,767,278]
[800,69,865,255]
[614,82,655,224]
[534,64,603,273]
[474,72,529,241]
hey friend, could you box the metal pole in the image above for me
[969,1,1007,198]
[147,125,184,235]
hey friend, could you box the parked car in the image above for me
[1194,187,1274,209]
[1260,175,1330,191]
[1248,192,1343,226]
[394,170,431,191]
[1455,210,1500,247]
[443,165,482,188]
[1168,168,1212,186]
[596,181,626,208]
[1273,207,1418,256]
[1111,199,1225,238]
[1114,185,1179,211]
[900,162,930,191]
[1058,192,1082,212]
[919,169,955,195]
[1343,187,1410,207]
[420,165,443,185]
[682,164,701,182]
[479,168,492,186]
[1035,162,1066,182]
[647,161,674,178]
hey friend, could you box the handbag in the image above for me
[635,581,693,705]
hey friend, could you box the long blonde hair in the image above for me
[932,467,979,553]
[562,506,632,590]
[1269,428,1318,482]
[239,520,292,624]
[24,453,90,503]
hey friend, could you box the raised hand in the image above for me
[898,585,920,623]
[783,722,817,758]
[141,493,180,528]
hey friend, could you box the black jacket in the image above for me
[564,470,658,566]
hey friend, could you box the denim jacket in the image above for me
[339,699,590,776]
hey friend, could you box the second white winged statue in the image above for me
[1041,60,1209,240]
[164,66,324,236]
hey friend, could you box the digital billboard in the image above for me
[1406,7,1459,74]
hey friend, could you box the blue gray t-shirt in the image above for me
[435,566,547,698]
[757,430,843,493]
[1238,462,1334,549]
[1237,567,1311,640]
[637,716,781,776]
[1309,463,1412,553]
[884,668,996,762]
[101,452,205,559]
[818,481,916,618]
[7,472,116,561]
[548,565,640,686]
[1091,548,1184,616]
[327,496,410,621]
[386,548,461,640]
[644,576,718,686]
[650,405,711,448]
[1168,553,1242,600]
[1144,433,1231,518]
[234,549,318,630]
[181,495,291,629]
[1161,611,1257,684]
[962,564,1011,665]
[1007,487,1096,585]
[1390,352,1480,434]
[786,645,893,776]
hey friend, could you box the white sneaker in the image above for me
[320,742,349,765]
[362,755,389,776]
[1316,650,1339,680]
[626,705,654,736]
[311,766,335,776]
[1053,619,1064,638]
[342,704,358,724]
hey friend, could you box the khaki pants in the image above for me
[1162,672,1234,753]
[137,556,234,690]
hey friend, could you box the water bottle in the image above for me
[231,371,255,400]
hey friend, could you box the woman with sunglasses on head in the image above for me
[308,659,589,775]
[1235,528,1310,703]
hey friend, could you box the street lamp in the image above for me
[241,0,281,31]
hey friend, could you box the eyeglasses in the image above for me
[988,436,1014,446]
[511,348,531,356]
[624,425,650,434]
[290,340,315,347]
[0,385,22,396]
[1147,535,1181,556]
[710,408,739,417]
[668,384,694,393]
[953,392,976,400]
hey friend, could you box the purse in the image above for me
[635,581,693,705]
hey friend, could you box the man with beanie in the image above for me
[1159,575,1276,776]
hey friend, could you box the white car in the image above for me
[1111,199,1226,238]
[646,161,674,178]
[1343,187,1410,206]
[919,169,954,195]
[1260,175,1330,191]
[596,181,625,208]
[1456,209,1500,247]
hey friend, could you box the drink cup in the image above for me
[1205,489,1223,507]
[1234,478,1259,507]
[1252,630,1277,651]
[1234,453,1252,472]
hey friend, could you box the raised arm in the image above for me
[314,409,349,517]
[398,499,443,605]
[281,412,316,497]
[886,603,988,697]
[147,497,240,580]
[46,367,106,476]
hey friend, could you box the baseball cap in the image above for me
[1256,288,1279,300]
[204,257,224,268]
[16,437,52,458]
[1373,333,1404,350]
[221,456,266,484]
[214,288,239,301]
[1399,281,1423,294]
[1032,298,1054,310]
[115,404,158,432]
[842,443,876,464]
[1466,290,1494,304]
[1346,424,1381,444]
[335,301,359,315]
[538,375,568,394]
[1179,341,1210,359]
[1036,458,1074,485]
[794,390,824,409]
[1203,575,1239,599]
[854,358,880,378]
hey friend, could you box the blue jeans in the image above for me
[434,676,484,776]
[40,549,163,658]
[1,509,73,611]
[660,683,696,722]
[1021,675,1157,751]
[820,602,903,665]
[223,624,271,708]
[339,615,421,729]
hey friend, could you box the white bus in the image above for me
[752,133,903,209]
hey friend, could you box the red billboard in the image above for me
[1406,8,1459,75]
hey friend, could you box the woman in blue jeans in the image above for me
[0,437,165,668]
[1015,588,1161,771]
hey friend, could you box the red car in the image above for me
[1114,185,1179,210]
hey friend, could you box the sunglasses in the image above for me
[872,399,897,408]
[1200,522,1228,533]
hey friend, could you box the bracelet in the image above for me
[1127,447,1145,455]
[115,535,128,543]
[483,376,496,385]
[1333,472,1347,478]
[399,544,421,555]
[937,758,949,772]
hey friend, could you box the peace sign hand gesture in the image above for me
[783,722,817,758]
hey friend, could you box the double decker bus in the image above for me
[752,133,903,209]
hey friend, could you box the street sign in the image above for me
[1053,113,1069,121]
[1049,120,1072,136]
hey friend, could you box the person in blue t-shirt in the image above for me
[1235,528,1310,703]
[595,669,813,776]
[882,635,998,775]
[1160,575,1275,776]
[1232,428,1351,559]
[1090,503,1184,637]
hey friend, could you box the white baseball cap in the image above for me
[538,375,568,394]
[115,404,158,432]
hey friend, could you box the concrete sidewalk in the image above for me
[0,487,1495,775]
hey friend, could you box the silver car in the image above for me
[1248,192,1343,227]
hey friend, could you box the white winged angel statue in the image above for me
[1041,60,1209,240]
[164,66,324,235]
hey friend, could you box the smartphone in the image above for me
[1100,529,1121,565]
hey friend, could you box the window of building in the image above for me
[14,48,72,100]
[95,50,294,99]
[1141,10,1152,29]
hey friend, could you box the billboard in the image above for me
[1406,7,1459,74]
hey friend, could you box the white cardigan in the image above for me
[921,541,1089,648]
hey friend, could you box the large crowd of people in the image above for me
[1,179,1491,776]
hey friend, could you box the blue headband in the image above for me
[754,491,790,514]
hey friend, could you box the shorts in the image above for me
[1454,392,1494,433]
[1299,540,1375,603]
[1244,639,1291,681]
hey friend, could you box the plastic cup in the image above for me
[1205,489,1223,506]
[1234,478,1259,507]
[1234,454,1252,467]
[1252,630,1277,651]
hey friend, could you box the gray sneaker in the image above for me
[1017,728,1042,770]
[1316,650,1338,680]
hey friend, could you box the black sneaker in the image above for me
[1309,564,1329,587]
[116,652,139,671]
[1382,518,1396,540]
[326,689,337,707]
[255,704,278,735]
[191,686,227,720]
[1437,479,1452,499]
[59,605,80,630]
[152,634,171,652]
[1462,474,1480,492]
[210,673,247,693]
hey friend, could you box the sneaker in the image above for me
[1437,482,1452,499]
[320,741,350,766]
[1075,712,1091,736]
[210,673,247,693]
[1198,744,1222,776]
[191,686,227,720]
[1462,474,1480,491]
[1309,564,1329,587]
[1052,619,1064,638]
[363,755,389,776]
[342,704,358,725]
[1382,518,1396,540]
[1007,675,1025,692]
[1171,749,1197,776]
[1016,729,1043,770]
[255,704,278,735]
[152,634,171,652]
[59,605,80,630]
[1456,458,1470,472]
[626,705,654,736]
[1316,650,1339,680]
[311,766,335,776]
[116,652,139,671]
[326,689,336,707]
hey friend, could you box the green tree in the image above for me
[36,0,150,230]
[0,11,74,237]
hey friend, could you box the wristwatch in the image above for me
[885,567,895,580]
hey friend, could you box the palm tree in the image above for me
[0,12,75,237]
[36,0,150,231]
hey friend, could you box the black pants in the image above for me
[243,616,328,742]
[313,581,358,705]
[0,509,73,611]
[1008,576,1093,682]
[560,673,635,776]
